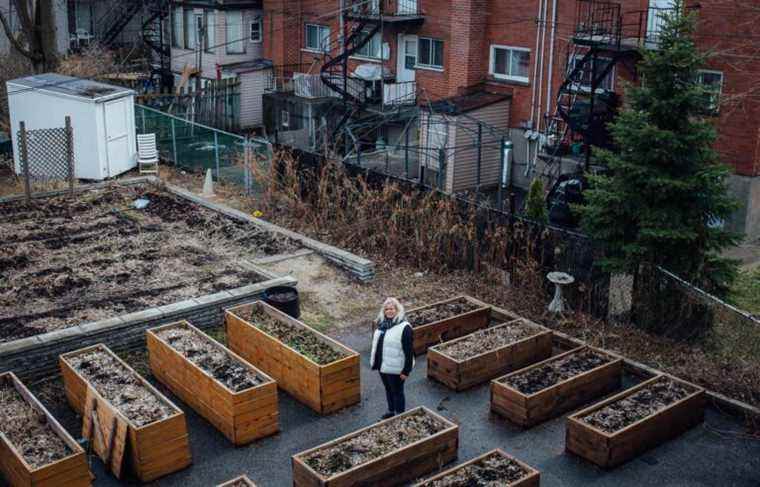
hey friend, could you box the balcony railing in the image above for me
[383,81,417,106]
[346,0,420,17]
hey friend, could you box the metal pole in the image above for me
[475,123,482,189]
[65,116,74,195]
[171,118,178,165]
[498,138,505,211]
[438,148,446,190]
[214,131,220,180]
[141,107,146,133]
[404,126,409,178]
[19,121,31,202]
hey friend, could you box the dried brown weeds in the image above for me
[502,349,612,395]
[418,451,529,486]
[406,298,482,328]
[436,322,540,361]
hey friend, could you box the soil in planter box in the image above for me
[436,322,539,361]
[157,326,266,392]
[418,451,529,486]
[0,381,72,468]
[248,309,347,365]
[68,351,174,426]
[502,349,611,395]
[406,298,481,328]
[303,409,447,477]
[581,376,696,433]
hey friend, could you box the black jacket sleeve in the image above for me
[401,325,414,376]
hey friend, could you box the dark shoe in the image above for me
[381,412,395,420]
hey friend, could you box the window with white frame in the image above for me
[355,31,382,59]
[183,8,195,49]
[417,37,444,69]
[305,24,331,52]
[226,10,245,54]
[171,7,183,48]
[697,70,723,114]
[204,10,215,52]
[568,54,614,92]
[489,45,530,82]
[250,17,262,42]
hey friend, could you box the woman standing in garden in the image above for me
[370,297,414,419]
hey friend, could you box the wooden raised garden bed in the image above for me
[0,372,91,487]
[292,406,458,487]
[566,375,706,468]
[414,448,539,487]
[225,301,360,415]
[147,320,278,445]
[59,344,192,482]
[491,345,622,427]
[406,296,491,354]
[217,474,257,486]
[427,319,552,391]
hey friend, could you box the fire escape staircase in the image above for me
[100,0,146,46]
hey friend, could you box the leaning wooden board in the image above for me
[414,448,540,487]
[147,320,279,445]
[406,295,491,354]
[59,344,192,482]
[491,345,623,427]
[217,474,257,486]
[427,319,552,391]
[565,374,706,468]
[225,301,360,415]
[292,406,458,487]
[0,372,92,487]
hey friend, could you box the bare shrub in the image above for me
[56,45,117,80]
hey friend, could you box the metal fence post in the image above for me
[404,126,410,178]
[498,137,505,212]
[19,121,31,202]
[65,116,74,195]
[141,107,146,133]
[214,132,220,181]
[171,118,178,166]
[476,123,482,189]
[438,148,446,190]
[243,137,252,195]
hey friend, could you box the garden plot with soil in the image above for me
[405,296,491,354]
[416,449,539,487]
[0,184,301,341]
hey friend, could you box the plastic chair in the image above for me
[136,134,159,174]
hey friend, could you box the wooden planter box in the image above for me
[147,320,278,446]
[217,474,257,486]
[59,344,192,482]
[428,319,552,391]
[225,301,360,415]
[406,296,491,355]
[0,372,91,487]
[414,448,539,487]
[292,406,458,487]
[491,346,623,427]
[565,375,706,468]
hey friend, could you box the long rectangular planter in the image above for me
[406,296,491,354]
[217,474,257,486]
[147,320,278,445]
[0,372,91,487]
[414,448,539,487]
[59,344,192,482]
[491,345,623,427]
[427,319,552,391]
[292,406,458,487]
[225,301,360,415]
[565,375,706,468]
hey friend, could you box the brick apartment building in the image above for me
[259,0,760,238]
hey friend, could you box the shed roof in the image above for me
[425,91,511,116]
[7,73,133,102]
[221,59,273,74]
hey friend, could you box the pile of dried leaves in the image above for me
[419,451,529,486]
[435,321,540,361]
[582,376,695,433]
[304,410,447,476]
[250,309,346,364]
[502,349,612,395]
[157,325,265,392]
[407,298,481,328]
[69,350,174,426]
[0,381,72,468]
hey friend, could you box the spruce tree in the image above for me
[525,178,548,223]
[579,1,739,294]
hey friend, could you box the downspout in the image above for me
[527,0,546,175]
[545,0,558,125]
[532,0,549,173]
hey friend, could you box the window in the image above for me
[697,70,723,114]
[204,10,215,52]
[250,17,262,42]
[171,8,183,48]
[305,24,331,52]
[183,8,194,49]
[355,31,382,59]
[490,45,530,83]
[226,10,245,54]
[417,37,443,69]
[567,54,614,92]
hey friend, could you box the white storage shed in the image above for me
[7,73,137,180]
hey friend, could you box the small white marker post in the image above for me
[202,168,215,197]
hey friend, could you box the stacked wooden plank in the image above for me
[406,296,491,354]
[147,321,279,445]
[0,372,91,487]
[414,449,539,487]
[225,301,360,415]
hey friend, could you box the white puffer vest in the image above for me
[371,320,414,375]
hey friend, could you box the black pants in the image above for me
[380,372,405,414]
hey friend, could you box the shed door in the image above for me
[103,99,131,177]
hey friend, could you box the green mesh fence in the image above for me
[135,104,271,195]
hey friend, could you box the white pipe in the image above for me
[535,0,548,137]
[545,0,558,121]
[528,0,544,127]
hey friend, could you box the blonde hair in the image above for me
[376,297,405,324]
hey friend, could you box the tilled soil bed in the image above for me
[581,376,696,433]
[302,409,447,476]
[68,349,174,426]
[0,185,301,342]
[406,298,481,328]
[502,349,612,394]
[0,381,72,468]
[418,451,530,486]
[248,309,347,365]
[156,325,265,391]
[436,321,540,361]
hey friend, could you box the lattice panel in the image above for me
[19,127,73,181]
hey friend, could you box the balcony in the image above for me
[344,0,424,25]
[383,81,417,106]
